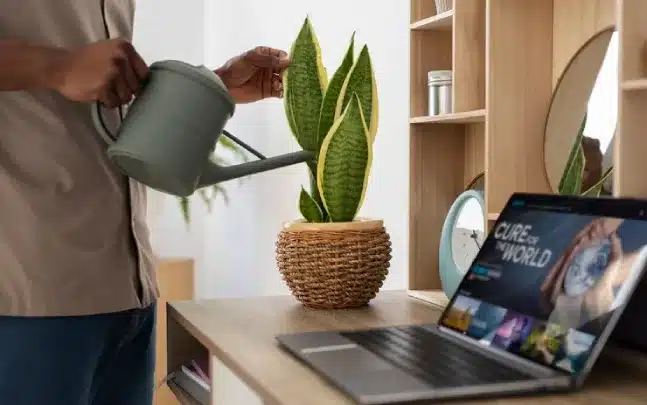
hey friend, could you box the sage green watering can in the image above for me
[91,60,314,197]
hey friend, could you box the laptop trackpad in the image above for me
[302,344,433,397]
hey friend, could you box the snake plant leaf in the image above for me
[306,162,327,219]
[335,44,379,143]
[317,93,372,222]
[317,33,355,150]
[284,74,300,142]
[581,167,614,197]
[283,17,328,152]
[303,33,355,219]
[559,145,585,195]
[558,113,587,193]
[299,186,324,222]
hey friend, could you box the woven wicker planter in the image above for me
[276,218,392,309]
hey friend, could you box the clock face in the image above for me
[451,198,485,275]
[563,237,612,296]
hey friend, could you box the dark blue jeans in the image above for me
[0,304,156,405]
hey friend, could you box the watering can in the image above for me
[91,60,314,197]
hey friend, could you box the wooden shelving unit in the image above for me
[410,9,453,31]
[408,0,646,305]
[621,78,647,91]
[617,0,647,197]
[410,109,485,124]
[409,0,488,297]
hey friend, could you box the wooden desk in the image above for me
[166,291,647,405]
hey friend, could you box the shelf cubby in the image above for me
[410,10,453,31]
[410,0,440,24]
[410,29,452,118]
[452,0,485,113]
[617,0,647,198]
[409,0,488,293]
[409,109,485,124]
[407,0,633,305]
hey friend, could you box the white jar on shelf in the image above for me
[428,70,453,116]
[435,0,454,13]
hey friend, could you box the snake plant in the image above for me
[284,16,379,223]
[559,113,613,196]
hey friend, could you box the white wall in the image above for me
[132,0,209,280]
[135,0,410,299]
[199,0,410,299]
[134,0,409,403]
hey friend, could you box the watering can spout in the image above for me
[198,149,315,187]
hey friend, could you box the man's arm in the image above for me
[0,40,66,92]
[0,38,148,107]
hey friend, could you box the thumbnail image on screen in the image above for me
[439,209,647,374]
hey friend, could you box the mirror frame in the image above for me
[542,25,617,193]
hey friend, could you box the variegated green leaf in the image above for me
[283,17,328,152]
[299,34,355,220]
[317,93,372,222]
[560,145,585,195]
[306,162,327,219]
[559,113,587,194]
[335,45,379,143]
[582,166,614,197]
[299,186,324,222]
[284,72,299,141]
[317,33,355,150]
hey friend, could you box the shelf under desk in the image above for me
[166,291,647,405]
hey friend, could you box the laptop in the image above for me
[276,193,647,404]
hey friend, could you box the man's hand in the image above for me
[48,39,149,108]
[215,46,290,104]
[539,218,624,313]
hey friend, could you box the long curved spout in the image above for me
[198,150,316,187]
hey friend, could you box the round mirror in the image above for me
[451,196,486,275]
[543,27,618,195]
[466,171,485,192]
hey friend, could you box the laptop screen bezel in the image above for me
[436,192,647,379]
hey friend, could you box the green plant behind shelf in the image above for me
[558,113,613,197]
[178,135,249,224]
[284,16,379,223]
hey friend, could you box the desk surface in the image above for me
[168,291,647,405]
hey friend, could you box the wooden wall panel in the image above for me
[552,0,616,86]
[486,0,554,214]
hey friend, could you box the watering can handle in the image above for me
[91,102,119,145]
[221,130,266,160]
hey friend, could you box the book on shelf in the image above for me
[166,357,211,405]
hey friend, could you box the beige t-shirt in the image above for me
[0,0,158,316]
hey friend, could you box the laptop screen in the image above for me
[438,194,647,375]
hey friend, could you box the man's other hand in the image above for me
[216,46,290,104]
[48,39,149,108]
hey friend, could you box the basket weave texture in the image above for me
[276,224,392,309]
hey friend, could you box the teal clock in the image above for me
[439,189,486,298]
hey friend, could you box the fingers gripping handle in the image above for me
[91,102,119,145]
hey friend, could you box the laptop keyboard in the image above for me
[341,325,534,388]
